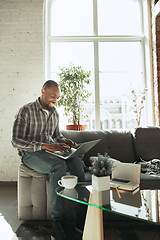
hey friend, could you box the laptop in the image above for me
[110,162,141,191]
[46,139,101,160]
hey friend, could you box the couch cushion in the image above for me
[135,127,160,161]
[103,130,136,164]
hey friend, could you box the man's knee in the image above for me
[51,159,67,173]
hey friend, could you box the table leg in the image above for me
[82,193,104,240]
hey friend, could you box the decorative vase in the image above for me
[66,125,86,131]
[92,174,110,191]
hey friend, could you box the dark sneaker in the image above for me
[52,217,69,240]
[75,213,86,234]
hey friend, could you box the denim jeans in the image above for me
[22,150,85,221]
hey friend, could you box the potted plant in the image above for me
[57,63,92,131]
[89,153,115,191]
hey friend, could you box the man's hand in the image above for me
[42,143,70,153]
[63,139,77,149]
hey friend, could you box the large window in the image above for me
[45,0,153,130]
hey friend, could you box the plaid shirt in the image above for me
[11,98,65,155]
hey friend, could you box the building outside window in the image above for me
[45,0,153,131]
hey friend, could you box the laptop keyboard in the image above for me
[54,148,76,157]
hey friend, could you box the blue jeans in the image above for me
[22,150,85,221]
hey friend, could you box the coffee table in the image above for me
[56,183,160,240]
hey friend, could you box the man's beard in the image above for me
[46,102,54,111]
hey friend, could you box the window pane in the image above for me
[50,42,94,130]
[99,42,143,130]
[51,0,93,36]
[98,0,142,35]
[47,0,150,130]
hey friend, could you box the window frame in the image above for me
[45,0,153,130]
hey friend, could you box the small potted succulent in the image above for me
[89,153,115,191]
[57,63,92,131]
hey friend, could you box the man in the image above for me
[11,80,86,240]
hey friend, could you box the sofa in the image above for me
[18,126,160,220]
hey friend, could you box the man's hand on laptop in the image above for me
[42,143,70,153]
[63,139,77,149]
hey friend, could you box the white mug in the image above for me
[58,175,78,189]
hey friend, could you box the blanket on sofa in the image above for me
[137,158,160,177]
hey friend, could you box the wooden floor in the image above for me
[1,182,160,240]
[0,182,82,240]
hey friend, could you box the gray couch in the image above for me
[18,126,160,220]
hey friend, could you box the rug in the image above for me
[16,221,160,240]
[103,221,160,240]
[16,221,82,240]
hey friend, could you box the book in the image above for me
[110,162,141,192]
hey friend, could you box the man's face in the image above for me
[40,84,60,111]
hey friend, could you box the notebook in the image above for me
[110,162,141,191]
[46,139,101,160]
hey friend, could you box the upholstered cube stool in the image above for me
[18,163,52,220]
[18,163,77,221]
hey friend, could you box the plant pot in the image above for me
[66,125,86,131]
[92,175,110,191]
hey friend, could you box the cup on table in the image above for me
[58,175,78,189]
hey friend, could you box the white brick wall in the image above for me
[0,0,44,181]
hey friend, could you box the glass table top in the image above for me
[56,183,160,224]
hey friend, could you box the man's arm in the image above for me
[51,118,77,149]
[11,107,42,152]
[12,107,71,153]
